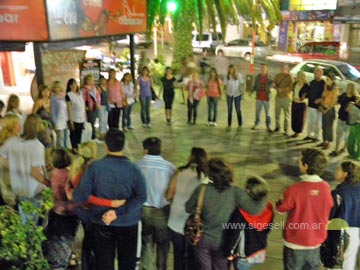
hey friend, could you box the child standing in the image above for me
[223,176,273,270]
[276,148,333,270]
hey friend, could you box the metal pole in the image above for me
[153,24,158,57]
[161,25,164,49]
[129,34,136,83]
[33,43,44,85]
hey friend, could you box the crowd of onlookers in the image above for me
[0,54,360,270]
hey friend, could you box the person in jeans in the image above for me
[273,63,294,135]
[166,147,208,270]
[137,137,176,270]
[121,73,136,131]
[97,76,110,139]
[302,67,325,142]
[186,72,205,125]
[107,69,125,129]
[73,130,147,270]
[224,65,244,129]
[319,73,339,150]
[186,158,266,270]
[251,63,273,132]
[276,148,333,270]
[138,66,153,128]
[206,68,222,127]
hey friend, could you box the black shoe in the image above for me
[274,127,280,132]
[251,125,257,130]
[267,127,273,133]
[303,136,313,140]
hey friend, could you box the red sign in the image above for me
[46,0,147,40]
[0,0,48,41]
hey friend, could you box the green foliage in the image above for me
[0,188,54,270]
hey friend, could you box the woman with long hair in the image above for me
[66,79,86,150]
[319,73,339,149]
[166,147,208,270]
[291,71,309,138]
[97,76,110,138]
[137,66,153,128]
[224,65,244,129]
[186,158,266,270]
[107,69,126,129]
[160,67,176,125]
[186,72,205,125]
[206,68,222,127]
[121,72,136,131]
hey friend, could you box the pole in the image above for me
[249,27,256,75]
[153,23,158,57]
[161,25,164,49]
[33,43,44,86]
[129,34,136,83]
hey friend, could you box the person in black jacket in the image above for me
[223,176,273,270]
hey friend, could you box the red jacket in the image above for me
[276,175,333,248]
[83,86,101,111]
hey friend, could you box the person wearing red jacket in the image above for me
[276,148,333,270]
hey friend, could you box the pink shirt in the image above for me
[276,175,333,248]
[207,79,222,98]
[107,79,124,107]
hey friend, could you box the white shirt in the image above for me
[50,95,68,130]
[122,82,136,105]
[137,155,176,208]
[67,91,86,123]
[224,73,244,97]
[0,137,45,198]
[168,167,201,234]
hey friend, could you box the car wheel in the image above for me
[244,53,251,61]
[217,50,224,57]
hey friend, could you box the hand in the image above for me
[111,199,126,208]
[102,210,117,225]
[314,98,322,105]
[68,121,74,131]
[276,199,283,207]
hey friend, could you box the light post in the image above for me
[246,0,258,93]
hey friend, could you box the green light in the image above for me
[167,1,177,12]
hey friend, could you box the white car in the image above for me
[215,39,269,61]
[192,32,223,54]
[290,60,360,93]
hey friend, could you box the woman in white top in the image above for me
[224,65,244,129]
[166,147,208,270]
[291,71,309,138]
[121,73,136,131]
[65,78,86,150]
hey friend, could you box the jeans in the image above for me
[275,96,291,132]
[227,95,242,127]
[255,100,271,127]
[108,107,121,129]
[140,97,151,124]
[283,246,321,270]
[55,129,69,149]
[196,237,227,270]
[93,224,138,270]
[98,106,109,135]
[86,109,99,139]
[234,258,253,270]
[187,100,200,124]
[322,107,335,142]
[122,103,134,128]
[207,97,219,122]
[141,206,170,270]
[335,119,350,150]
[307,107,322,139]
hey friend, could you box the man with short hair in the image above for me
[137,137,176,270]
[74,129,147,270]
[273,64,294,135]
[302,67,325,141]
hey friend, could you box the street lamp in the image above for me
[167,1,177,13]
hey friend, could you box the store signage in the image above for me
[281,10,333,21]
[279,21,289,51]
[0,0,48,41]
[80,59,101,84]
[46,0,147,40]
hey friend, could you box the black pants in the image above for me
[291,102,306,133]
[163,94,174,110]
[87,109,99,139]
[93,224,138,270]
[108,107,121,129]
[69,122,83,150]
[322,107,336,142]
[187,100,200,124]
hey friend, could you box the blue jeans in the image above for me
[98,106,109,134]
[255,100,271,127]
[122,103,134,128]
[208,97,219,122]
[187,99,200,123]
[227,95,242,127]
[55,129,69,149]
[140,97,151,124]
[234,258,253,270]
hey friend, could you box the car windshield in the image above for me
[338,64,360,81]
[196,34,209,41]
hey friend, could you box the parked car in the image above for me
[290,59,360,93]
[215,39,269,61]
[116,34,152,48]
[268,41,348,64]
[192,32,223,54]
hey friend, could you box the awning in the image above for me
[332,5,360,23]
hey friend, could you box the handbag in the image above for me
[320,228,349,268]
[184,184,207,246]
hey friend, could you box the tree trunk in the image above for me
[172,0,194,71]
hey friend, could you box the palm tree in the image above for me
[147,0,282,70]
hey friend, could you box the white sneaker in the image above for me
[147,124,152,128]
[142,123,147,128]
[213,122,218,127]
[207,122,212,126]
